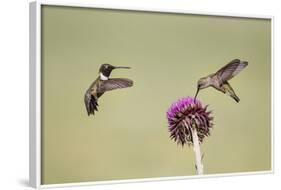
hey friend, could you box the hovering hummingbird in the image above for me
[194,59,248,103]
[84,63,133,116]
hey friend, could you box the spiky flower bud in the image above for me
[166,97,213,146]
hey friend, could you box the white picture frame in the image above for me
[29,0,274,189]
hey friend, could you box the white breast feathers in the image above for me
[100,73,108,80]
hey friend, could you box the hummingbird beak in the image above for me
[114,66,131,69]
[194,88,200,102]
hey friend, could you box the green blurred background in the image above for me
[41,5,271,184]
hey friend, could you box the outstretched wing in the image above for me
[216,59,248,81]
[98,78,133,93]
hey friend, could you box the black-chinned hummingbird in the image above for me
[194,59,248,103]
[84,63,133,116]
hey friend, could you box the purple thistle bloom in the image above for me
[167,96,213,146]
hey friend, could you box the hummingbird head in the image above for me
[197,77,209,90]
[99,63,130,80]
[194,77,209,100]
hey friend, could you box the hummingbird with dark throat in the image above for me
[194,59,248,103]
[84,63,133,116]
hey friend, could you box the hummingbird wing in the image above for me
[84,78,132,116]
[216,59,248,82]
[98,78,133,93]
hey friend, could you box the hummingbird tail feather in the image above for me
[226,90,240,102]
[231,94,240,103]
[223,82,240,103]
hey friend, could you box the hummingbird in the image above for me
[84,63,133,116]
[194,59,248,103]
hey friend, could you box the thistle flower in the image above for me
[166,96,213,175]
[166,96,213,146]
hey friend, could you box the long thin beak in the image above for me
[194,88,200,102]
[114,66,131,69]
